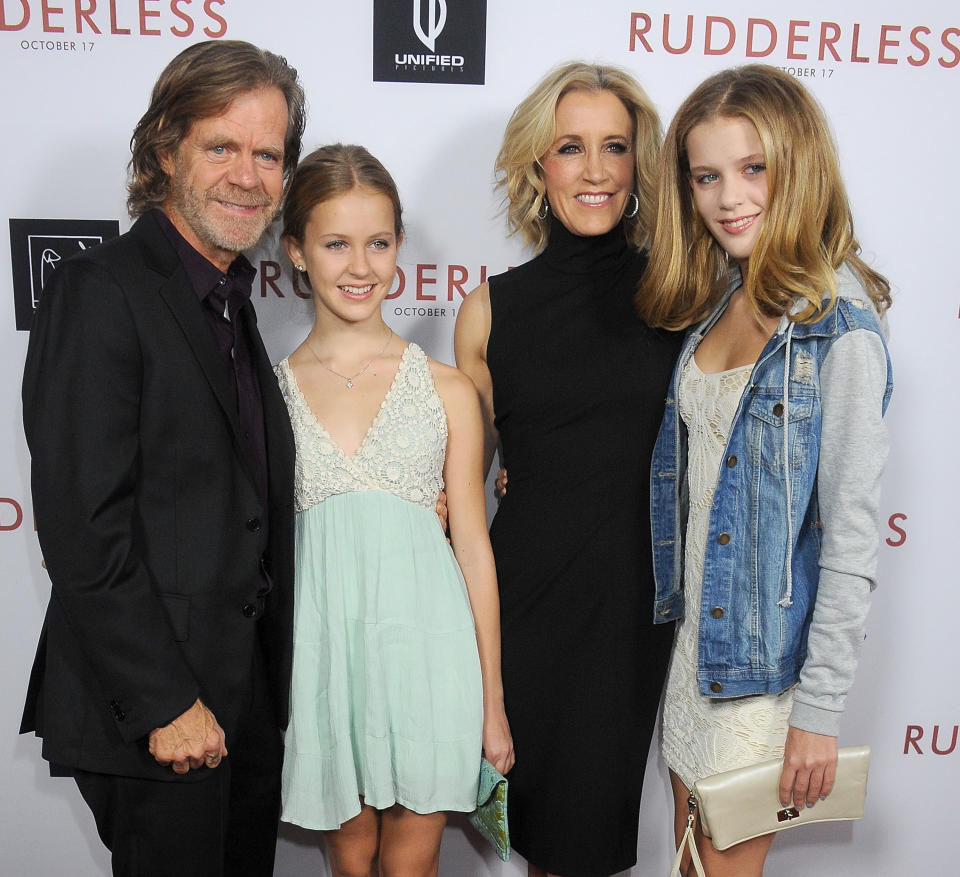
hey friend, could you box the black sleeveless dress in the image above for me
[487,220,681,877]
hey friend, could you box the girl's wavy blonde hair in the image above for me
[636,65,890,329]
[496,62,661,252]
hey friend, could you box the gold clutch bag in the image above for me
[670,746,870,875]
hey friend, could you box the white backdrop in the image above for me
[2,2,957,875]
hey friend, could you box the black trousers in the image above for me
[73,642,283,877]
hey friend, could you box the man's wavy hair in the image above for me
[495,61,661,252]
[636,65,890,329]
[127,40,306,219]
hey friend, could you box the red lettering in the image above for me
[932,725,959,755]
[291,268,310,300]
[0,498,23,531]
[819,21,841,62]
[386,266,405,300]
[908,26,931,67]
[108,0,129,33]
[904,725,923,754]
[704,16,735,56]
[139,0,160,35]
[447,265,469,301]
[258,261,283,297]
[878,24,901,64]
[885,513,907,547]
[662,13,693,55]
[76,0,101,34]
[629,12,652,53]
[416,264,437,301]
[850,23,869,62]
[746,18,776,58]
[0,0,29,30]
[787,20,809,60]
[940,27,960,69]
[202,0,226,38]
[42,0,65,32]
[169,0,193,36]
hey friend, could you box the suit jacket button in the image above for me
[242,602,257,618]
[246,518,262,532]
[110,700,125,721]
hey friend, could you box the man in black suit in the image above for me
[21,41,305,877]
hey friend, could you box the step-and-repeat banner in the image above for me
[2,2,956,874]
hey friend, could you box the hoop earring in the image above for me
[536,196,549,220]
[623,192,639,219]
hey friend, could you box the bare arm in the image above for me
[454,283,499,478]
[432,362,514,774]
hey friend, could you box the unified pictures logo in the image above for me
[373,0,486,84]
[9,218,120,330]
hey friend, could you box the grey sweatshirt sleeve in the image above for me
[789,326,890,736]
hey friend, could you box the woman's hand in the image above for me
[482,705,515,776]
[434,489,448,533]
[778,726,838,809]
[495,468,508,500]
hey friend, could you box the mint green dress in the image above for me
[275,344,482,830]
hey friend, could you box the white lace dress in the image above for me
[661,357,794,789]
[275,343,482,830]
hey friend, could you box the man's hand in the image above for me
[148,699,227,774]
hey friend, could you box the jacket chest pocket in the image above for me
[746,391,815,476]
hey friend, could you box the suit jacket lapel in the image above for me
[133,213,260,490]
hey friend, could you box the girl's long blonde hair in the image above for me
[636,65,890,329]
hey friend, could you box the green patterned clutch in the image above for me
[468,758,510,861]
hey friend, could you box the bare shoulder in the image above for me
[455,282,490,332]
[426,356,481,412]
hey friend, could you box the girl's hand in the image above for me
[482,706,515,776]
[495,469,508,500]
[778,725,838,809]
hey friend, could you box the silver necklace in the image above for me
[305,328,393,389]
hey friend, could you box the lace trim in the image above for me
[275,343,447,512]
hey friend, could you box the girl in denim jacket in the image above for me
[636,66,892,876]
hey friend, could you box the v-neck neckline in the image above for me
[282,343,414,461]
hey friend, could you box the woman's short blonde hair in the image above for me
[496,62,661,251]
[636,65,891,329]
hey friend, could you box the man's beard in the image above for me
[168,168,278,258]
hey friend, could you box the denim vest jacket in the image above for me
[650,270,893,700]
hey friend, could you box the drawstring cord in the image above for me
[778,322,795,608]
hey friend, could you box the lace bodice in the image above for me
[662,356,794,787]
[275,343,447,512]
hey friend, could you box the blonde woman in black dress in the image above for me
[456,63,682,877]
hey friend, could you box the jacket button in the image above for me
[110,700,125,722]
[726,455,738,467]
[241,602,257,618]
[711,606,724,619]
[717,532,730,545]
[710,681,723,694]
[773,402,784,417]
[246,518,262,532]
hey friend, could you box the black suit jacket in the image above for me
[20,211,295,781]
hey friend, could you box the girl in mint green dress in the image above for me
[275,144,513,876]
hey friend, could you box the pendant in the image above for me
[346,379,354,389]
